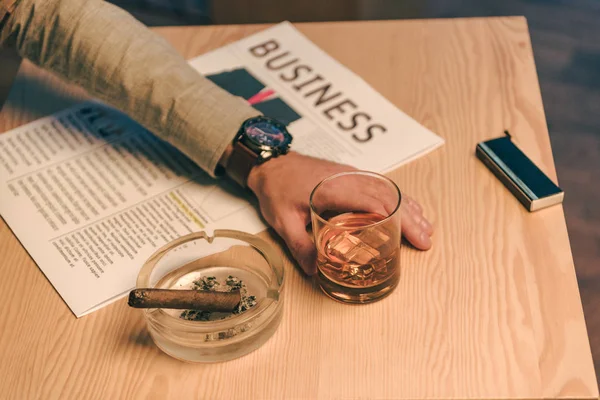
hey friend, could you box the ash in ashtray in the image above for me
[180,275,257,321]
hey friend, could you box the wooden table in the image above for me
[0,17,597,400]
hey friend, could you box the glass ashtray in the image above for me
[136,230,285,363]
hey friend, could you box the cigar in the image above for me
[128,288,241,312]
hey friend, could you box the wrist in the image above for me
[247,151,297,194]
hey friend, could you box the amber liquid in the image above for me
[316,212,400,303]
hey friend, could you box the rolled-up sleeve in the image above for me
[0,0,260,176]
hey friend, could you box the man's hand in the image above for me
[247,152,433,275]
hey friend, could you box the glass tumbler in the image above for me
[310,171,401,303]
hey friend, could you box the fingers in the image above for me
[403,195,423,215]
[401,196,433,250]
[313,175,397,217]
[279,214,317,275]
[405,197,433,236]
[313,185,386,216]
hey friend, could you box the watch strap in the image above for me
[226,141,259,187]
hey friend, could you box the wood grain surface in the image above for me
[0,18,596,399]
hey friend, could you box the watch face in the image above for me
[244,119,291,148]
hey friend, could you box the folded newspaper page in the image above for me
[0,22,443,316]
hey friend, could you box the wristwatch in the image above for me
[223,116,293,187]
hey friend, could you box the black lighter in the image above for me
[476,131,564,212]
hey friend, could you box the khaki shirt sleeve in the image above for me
[0,0,260,176]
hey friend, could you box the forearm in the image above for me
[0,0,259,176]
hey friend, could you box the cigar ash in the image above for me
[179,275,257,321]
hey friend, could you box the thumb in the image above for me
[280,215,317,276]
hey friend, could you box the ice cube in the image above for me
[347,242,380,265]
[326,231,380,265]
[325,231,360,261]
[339,262,375,284]
[355,228,391,250]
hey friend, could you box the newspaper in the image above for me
[0,22,443,317]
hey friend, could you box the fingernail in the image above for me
[420,231,432,247]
